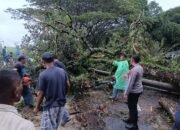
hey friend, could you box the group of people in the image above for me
[111,53,180,130]
[1,46,14,66]
[0,52,179,130]
[110,54,143,130]
[0,52,71,130]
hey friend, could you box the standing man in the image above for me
[54,59,71,126]
[2,46,7,66]
[34,52,70,130]
[16,46,20,57]
[9,52,14,65]
[0,69,36,130]
[54,59,67,71]
[15,55,34,107]
[124,55,143,130]
[110,53,129,101]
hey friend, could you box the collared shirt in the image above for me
[0,104,36,130]
[125,64,144,95]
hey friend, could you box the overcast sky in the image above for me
[0,0,180,47]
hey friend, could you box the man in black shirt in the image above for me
[54,59,67,71]
[54,59,71,126]
[34,52,70,130]
[15,55,33,107]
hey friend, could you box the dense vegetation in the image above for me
[7,0,180,85]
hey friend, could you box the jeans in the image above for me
[22,86,34,106]
[128,93,142,125]
[2,56,6,66]
[112,88,119,99]
[62,108,70,123]
[112,88,123,99]
[173,105,180,130]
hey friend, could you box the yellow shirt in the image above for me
[0,104,36,130]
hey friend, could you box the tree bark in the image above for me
[159,97,176,121]
[142,78,177,91]
[87,48,114,57]
[89,68,111,76]
[144,85,180,96]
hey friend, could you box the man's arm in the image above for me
[66,72,70,93]
[112,61,118,67]
[34,74,45,114]
[66,80,70,94]
[124,70,137,96]
[67,80,70,89]
[34,91,44,112]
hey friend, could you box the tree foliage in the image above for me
[6,0,180,76]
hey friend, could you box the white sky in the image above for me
[0,0,28,47]
[0,0,180,47]
[149,0,180,10]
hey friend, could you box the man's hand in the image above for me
[34,91,44,115]
[123,74,128,80]
[124,95,128,101]
[33,107,39,115]
[112,75,115,80]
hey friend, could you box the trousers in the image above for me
[41,107,64,130]
[62,108,70,123]
[128,93,142,125]
[22,86,34,106]
[173,105,180,130]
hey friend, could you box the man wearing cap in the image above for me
[34,52,70,130]
[54,59,71,126]
[14,55,34,107]
[54,59,67,71]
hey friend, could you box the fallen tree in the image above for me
[87,48,114,58]
[88,68,111,76]
[142,78,177,91]
[90,68,178,89]
[90,67,179,94]
[159,97,176,121]
[144,86,180,96]
[143,65,180,87]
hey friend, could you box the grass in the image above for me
[0,47,16,60]
[6,47,16,54]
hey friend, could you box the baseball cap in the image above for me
[18,55,27,61]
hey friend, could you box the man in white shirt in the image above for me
[0,69,36,130]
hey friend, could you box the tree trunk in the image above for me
[89,68,111,76]
[144,85,180,96]
[159,97,176,121]
[142,78,177,91]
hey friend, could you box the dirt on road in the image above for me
[20,89,176,130]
